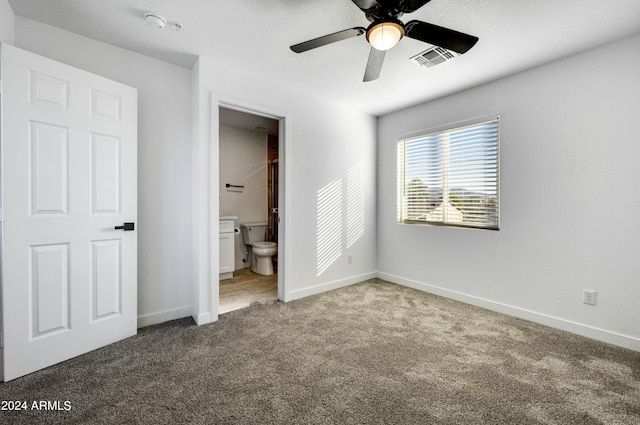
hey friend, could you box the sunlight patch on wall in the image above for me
[347,160,365,248]
[316,178,343,276]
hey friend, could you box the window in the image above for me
[397,117,499,230]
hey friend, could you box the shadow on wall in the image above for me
[316,159,365,276]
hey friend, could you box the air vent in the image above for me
[410,46,458,68]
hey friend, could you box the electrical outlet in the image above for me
[348,254,353,264]
[583,289,597,306]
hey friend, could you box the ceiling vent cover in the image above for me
[410,46,458,68]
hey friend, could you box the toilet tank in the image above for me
[240,223,267,245]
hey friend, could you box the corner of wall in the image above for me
[0,0,15,45]
[0,0,13,382]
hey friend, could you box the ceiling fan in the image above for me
[290,0,479,82]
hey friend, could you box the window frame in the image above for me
[397,116,500,231]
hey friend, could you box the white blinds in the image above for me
[397,118,499,230]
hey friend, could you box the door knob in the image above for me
[115,222,135,231]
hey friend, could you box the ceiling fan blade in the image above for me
[398,0,432,14]
[363,47,386,82]
[405,20,478,54]
[290,27,366,53]
[350,0,380,12]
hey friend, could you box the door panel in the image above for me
[91,239,122,321]
[30,243,70,337]
[30,121,69,215]
[29,70,69,109]
[91,133,121,214]
[1,44,138,381]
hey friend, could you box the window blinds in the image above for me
[397,118,499,230]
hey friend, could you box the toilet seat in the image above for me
[252,242,277,258]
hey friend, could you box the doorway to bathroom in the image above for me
[218,106,281,314]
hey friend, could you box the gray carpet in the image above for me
[1,279,639,424]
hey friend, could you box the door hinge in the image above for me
[0,332,3,349]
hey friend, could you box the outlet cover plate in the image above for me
[583,289,597,305]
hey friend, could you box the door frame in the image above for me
[209,93,289,320]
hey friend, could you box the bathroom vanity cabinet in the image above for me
[219,216,237,280]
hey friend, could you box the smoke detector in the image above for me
[145,12,166,30]
[410,46,458,68]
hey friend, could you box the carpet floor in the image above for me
[1,279,639,424]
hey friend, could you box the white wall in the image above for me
[14,17,194,328]
[193,56,378,322]
[377,34,640,350]
[0,0,13,380]
[219,124,268,268]
[0,0,10,384]
[0,0,14,44]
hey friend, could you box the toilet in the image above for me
[240,223,277,275]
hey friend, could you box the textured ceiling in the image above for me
[8,0,640,116]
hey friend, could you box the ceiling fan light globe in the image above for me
[367,22,404,51]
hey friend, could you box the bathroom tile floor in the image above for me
[219,268,278,314]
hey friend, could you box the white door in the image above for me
[1,44,137,381]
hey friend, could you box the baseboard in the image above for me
[137,305,195,329]
[285,271,378,302]
[377,272,640,352]
[191,308,213,326]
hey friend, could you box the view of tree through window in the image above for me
[397,118,499,230]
